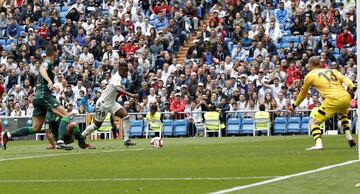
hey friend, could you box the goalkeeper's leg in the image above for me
[339,113,356,148]
[306,118,324,150]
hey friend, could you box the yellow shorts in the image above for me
[312,94,350,123]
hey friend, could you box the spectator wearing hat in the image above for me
[170,93,186,120]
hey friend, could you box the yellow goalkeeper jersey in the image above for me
[294,68,355,107]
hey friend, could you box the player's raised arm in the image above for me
[115,86,137,98]
[333,69,356,91]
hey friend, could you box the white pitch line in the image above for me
[210,160,360,194]
[0,176,280,183]
[0,148,150,162]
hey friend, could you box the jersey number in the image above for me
[318,70,338,82]
[96,111,106,118]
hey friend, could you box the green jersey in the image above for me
[35,58,55,97]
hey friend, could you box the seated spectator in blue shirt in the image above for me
[231,42,247,62]
[241,31,252,49]
[6,18,20,39]
[275,2,289,24]
[38,11,52,28]
[155,12,169,32]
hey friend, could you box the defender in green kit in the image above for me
[44,112,94,149]
[2,45,77,150]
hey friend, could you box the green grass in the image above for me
[0,135,358,194]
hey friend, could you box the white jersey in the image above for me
[98,73,122,108]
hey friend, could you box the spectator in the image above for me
[336,26,354,49]
[11,102,25,116]
[170,93,186,120]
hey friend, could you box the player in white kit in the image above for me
[82,63,137,146]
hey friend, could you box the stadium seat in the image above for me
[281,36,299,43]
[60,11,67,18]
[287,117,301,134]
[173,119,188,137]
[19,25,25,32]
[162,120,173,137]
[280,42,289,48]
[7,39,17,45]
[282,30,291,36]
[332,48,340,54]
[240,118,254,135]
[273,117,287,135]
[0,39,5,45]
[60,17,66,25]
[204,119,222,138]
[253,118,271,136]
[226,118,241,135]
[60,6,70,12]
[129,120,144,138]
[301,117,310,134]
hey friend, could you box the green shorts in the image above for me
[33,96,60,117]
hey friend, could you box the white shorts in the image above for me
[94,100,123,123]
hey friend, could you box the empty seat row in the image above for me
[129,119,189,138]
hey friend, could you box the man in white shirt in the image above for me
[112,28,125,47]
[102,44,120,65]
[82,63,138,146]
[72,80,86,102]
[270,77,282,98]
[78,46,94,66]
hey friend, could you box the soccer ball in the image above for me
[150,137,163,148]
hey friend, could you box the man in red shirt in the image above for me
[38,23,48,40]
[121,38,139,60]
[170,93,186,120]
[336,26,354,49]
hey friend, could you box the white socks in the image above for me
[81,124,99,137]
[122,116,130,141]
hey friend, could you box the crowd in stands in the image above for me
[0,0,357,128]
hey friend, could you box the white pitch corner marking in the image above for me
[210,160,360,194]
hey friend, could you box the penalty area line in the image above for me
[0,148,150,162]
[210,160,360,194]
[0,176,281,183]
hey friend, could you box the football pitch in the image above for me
[0,136,359,194]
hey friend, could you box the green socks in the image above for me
[11,127,35,137]
[73,125,86,146]
[58,117,70,141]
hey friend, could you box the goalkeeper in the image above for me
[45,112,95,149]
[289,56,356,150]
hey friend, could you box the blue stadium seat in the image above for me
[275,43,281,49]
[0,39,5,45]
[173,119,188,136]
[287,117,301,133]
[246,57,253,63]
[19,25,25,33]
[273,117,287,135]
[60,17,66,25]
[129,120,144,138]
[7,39,17,45]
[60,11,67,18]
[226,118,241,135]
[281,36,299,43]
[332,48,340,54]
[60,6,70,12]
[280,43,289,48]
[283,30,291,36]
[162,120,173,137]
[240,118,253,135]
[300,117,310,134]
[3,45,10,51]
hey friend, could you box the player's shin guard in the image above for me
[339,115,353,140]
[122,116,130,141]
[11,127,35,137]
[310,125,323,145]
[58,117,70,141]
[81,124,99,137]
